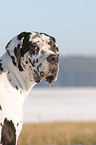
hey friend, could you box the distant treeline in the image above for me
[36,56,96,87]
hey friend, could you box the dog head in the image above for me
[5,31,59,84]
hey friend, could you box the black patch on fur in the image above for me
[28,58,36,67]
[10,55,24,71]
[1,118,16,145]
[34,70,41,83]
[25,61,28,64]
[36,58,38,63]
[17,32,31,40]
[5,39,12,49]
[33,59,35,64]
[14,44,24,71]
[15,86,18,90]
[9,79,11,82]
[18,60,24,71]
[37,63,42,72]
[0,105,2,110]
[11,56,16,66]
[56,47,59,52]
[20,34,31,56]
[14,44,20,58]
[0,63,3,73]
[17,123,19,126]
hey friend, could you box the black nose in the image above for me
[47,54,59,64]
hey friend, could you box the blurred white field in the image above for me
[23,87,96,123]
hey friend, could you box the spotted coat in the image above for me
[0,31,59,145]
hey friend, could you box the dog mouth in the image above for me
[45,74,55,84]
[45,66,59,84]
[45,54,59,84]
[34,67,58,84]
[34,55,59,84]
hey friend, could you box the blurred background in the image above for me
[1,0,96,144]
[0,0,96,88]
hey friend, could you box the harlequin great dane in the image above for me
[0,31,59,145]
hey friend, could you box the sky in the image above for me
[0,0,96,56]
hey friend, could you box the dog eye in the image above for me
[34,47,38,50]
[30,44,39,55]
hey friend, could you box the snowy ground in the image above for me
[23,87,96,123]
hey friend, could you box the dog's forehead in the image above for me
[29,32,50,43]
[28,32,59,54]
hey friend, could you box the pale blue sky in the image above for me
[0,0,96,56]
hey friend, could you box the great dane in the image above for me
[0,31,59,145]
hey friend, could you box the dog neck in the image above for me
[1,52,36,102]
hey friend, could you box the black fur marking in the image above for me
[33,59,35,64]
[37,63,42,72]
[10,55,24,71]
[36,58,38,63]
[17,32,31,40]
[25,61,28,64]
[5,39,12,49]
[0,105,2,110]
[15,86,18,90]
[28,58,36,67]
[9,79,11,82]
[20,34,31,57]
[34,70,40,79]
[14,44,20,58]
[18,60,24,71]
[1,118,16,145]
[11,56,16,66]
[29,66,32,69]
[14,44,24,71]
[56,47,59,52]
[17,123,19,126]
[0,63,3,72]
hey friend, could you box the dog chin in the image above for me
[34,67,58,84]
[45,66,59,84]
[45,73,58,84]
[45,75,54,84]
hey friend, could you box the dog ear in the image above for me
[17,32,30,41]
[16,32,31,68]
[5,31,31,70]
[16,36,24,67]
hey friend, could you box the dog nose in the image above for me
[47,54,59,64]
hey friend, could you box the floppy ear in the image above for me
[5,31,31,71]
[16,32,31,68]
[16,36,24,67]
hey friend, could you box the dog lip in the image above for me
[45,74,55,84]
[45,69,58,84]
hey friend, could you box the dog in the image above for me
[0,31,59,145]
